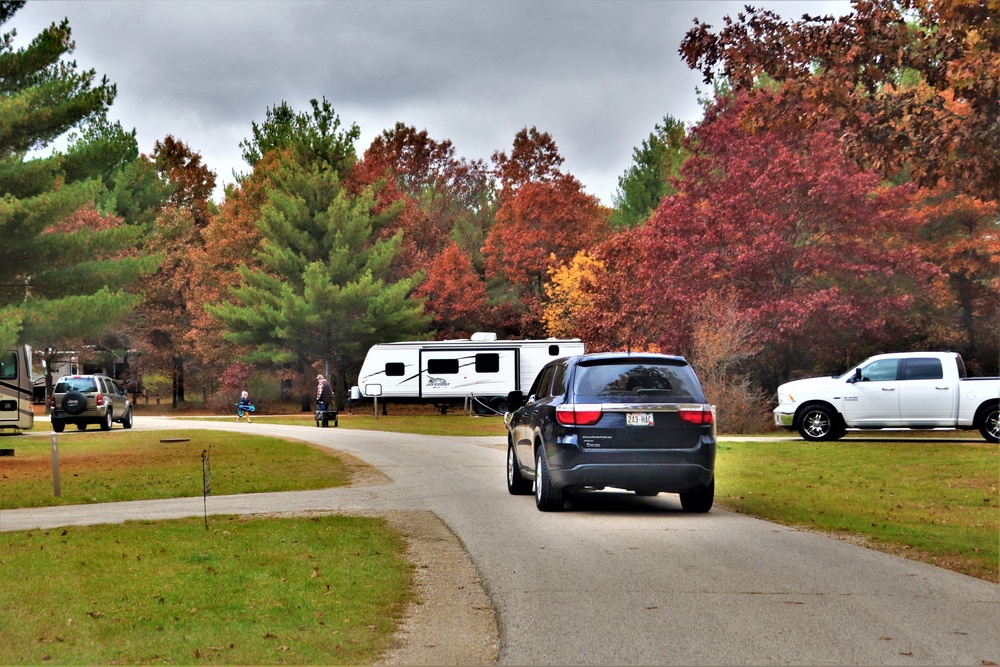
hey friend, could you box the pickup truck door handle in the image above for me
[882,387,896,391]
[936,386,950,390]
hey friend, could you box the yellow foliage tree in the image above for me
[543,251,605,338]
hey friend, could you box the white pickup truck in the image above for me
[773,351,999,442]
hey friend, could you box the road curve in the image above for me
[2,417,997,665]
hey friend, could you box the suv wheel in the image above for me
[77,423,87,431]
[507,442,532,495]
[121,407,133,429]
[100,409,113,431]
[535,447,564,511]
[62,391,88,415]
[680,479,714,513]
[52,420,65,433]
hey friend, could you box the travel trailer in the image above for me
[351,333,585,414]
[0,344,34,432]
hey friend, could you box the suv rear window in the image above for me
[573,359,701,402]
[55,377,98,393]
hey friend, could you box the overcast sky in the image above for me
[11,0,852,205]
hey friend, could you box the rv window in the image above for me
[475,354,500,373]
[427,359,459,374]
[548,345,560,356]
[0,352,16,380]
[385,363,405,376]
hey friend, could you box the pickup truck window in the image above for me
[902,358,943,381]
[860,359,899,382]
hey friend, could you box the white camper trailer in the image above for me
[352,333,585,414]
[0,344,34,432]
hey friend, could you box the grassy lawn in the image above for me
[0,515,411,665]
[199,411,509,437]
[0,430,358,509]
[1,423,996,664]
[715,438,999,582]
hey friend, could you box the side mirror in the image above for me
[847,368,862,383]
[506,390,525,410]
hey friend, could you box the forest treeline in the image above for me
[1,1,997,430]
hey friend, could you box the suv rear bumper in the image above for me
[545,438,716,493]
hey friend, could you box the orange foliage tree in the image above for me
[483,128,609,337]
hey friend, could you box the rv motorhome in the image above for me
[351,333,585,414]
[0,344,34,432]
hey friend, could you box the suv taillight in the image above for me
[49,395,54,408]
[679,405,714,425]
[556,404,602,426]
[95,393,104,406]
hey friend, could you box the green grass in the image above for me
[715,438,1000,582]
[0,514,411,665]
[201,412,509,437]
[0,430,356,509]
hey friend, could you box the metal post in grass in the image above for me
[201,446,211,530]
[50,435,61,497]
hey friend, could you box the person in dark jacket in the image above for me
[316,374,333,412]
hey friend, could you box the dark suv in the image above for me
[505,352,716,511]
[50,374,134,432]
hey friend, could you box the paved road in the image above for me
[3,417,998,665]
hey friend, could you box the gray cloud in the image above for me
[11,0,852,203]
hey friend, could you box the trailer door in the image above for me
[420,349,517,398]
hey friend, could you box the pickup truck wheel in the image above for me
[535,447,564,511]
[507,442,532,495]
[978,403,999,443]
[797,405,843,442]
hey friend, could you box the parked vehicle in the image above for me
[49,374,134,432]
[773,351,999,442]
[504,352,717,512]
[352,332,585,414]
[0,344,34,432]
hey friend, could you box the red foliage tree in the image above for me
[584,92,945,385]
[413,241,490,338]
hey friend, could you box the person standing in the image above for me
[316,374,333,413]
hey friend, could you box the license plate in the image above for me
[626,413,654,426]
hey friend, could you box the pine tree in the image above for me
[0,4,157,350]
[208,100,429,407]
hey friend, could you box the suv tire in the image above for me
[52,420,65,433]
[121,407,133,429]
[62,391,88,415]
[100,409,113,431]
[507,442,533,495]
[535,447,564,511]
[680,479,715,513]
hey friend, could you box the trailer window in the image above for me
[385,363,405,376]
[0,352,16,380]
[475,354,500,373]
[548,345,560,356]
[427,359,459,374]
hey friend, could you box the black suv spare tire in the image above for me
[62,391,88,415]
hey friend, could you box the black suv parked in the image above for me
[505,352,716,511]
[50,374,134,432]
